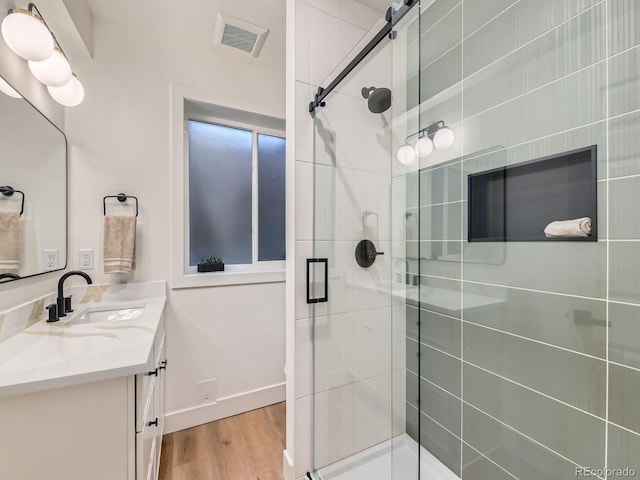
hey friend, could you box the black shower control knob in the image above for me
[355,240,383,268]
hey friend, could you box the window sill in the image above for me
[171,268,285,289]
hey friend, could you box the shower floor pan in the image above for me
[314,434,460,480]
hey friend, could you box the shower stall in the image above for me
[303,0,639,479]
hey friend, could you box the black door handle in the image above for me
[306,258,328,304]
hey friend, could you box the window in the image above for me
[185,103,285,274]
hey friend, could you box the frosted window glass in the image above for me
[188,120,252,265]
[258,134,286,261]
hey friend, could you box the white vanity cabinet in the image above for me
[137,331,167,480]
[0,317,167,480]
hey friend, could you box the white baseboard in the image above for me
[164,382,286,434]
[283,449,295,480]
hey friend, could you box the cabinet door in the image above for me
[136,369,158,433]
[147,440,157,480]
[136,325,165,434]
[154,337,167,480]
[136,376,157,480]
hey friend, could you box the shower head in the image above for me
[361,86,392,113]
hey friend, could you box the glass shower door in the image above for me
[309,17,396,480]
[308,3,421,479]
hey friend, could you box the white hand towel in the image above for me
[544,217,592,238]
[0,211,20,273]
[104,215,137,273]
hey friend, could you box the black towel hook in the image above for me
[0,185,25,216]
[103,193,138,217]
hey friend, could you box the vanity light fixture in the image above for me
[47,72,84,107]
[28,47,71,87]
[433,125,455,150]
[0,77,21,98]
[1,3,84,106]
[414,134,433,158]
[397,144,417,166]
[1,6,53,61]
[396,120,456,164]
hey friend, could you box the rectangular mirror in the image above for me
[0,76,67,282]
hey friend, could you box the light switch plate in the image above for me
[79,249,94,270]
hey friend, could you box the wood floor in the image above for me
[159,402,286,480]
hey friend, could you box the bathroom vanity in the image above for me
[0,282,166,480]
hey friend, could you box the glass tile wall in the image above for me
[403,0,640,478]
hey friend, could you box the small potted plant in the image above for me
[197,255,224,272]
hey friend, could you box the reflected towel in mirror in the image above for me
[0,211,20,273]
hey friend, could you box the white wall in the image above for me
[0,6,287,432]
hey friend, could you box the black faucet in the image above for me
[56,270,93,318]
[0,273,21,282]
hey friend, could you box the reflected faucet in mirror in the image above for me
[0,273,20,282]
[393,257,419,286]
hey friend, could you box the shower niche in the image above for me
[468,145,597,242]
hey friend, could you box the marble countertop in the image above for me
[344,281,505,314]
[401,285,505,313]
[0,282,166,398]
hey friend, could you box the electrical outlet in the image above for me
[197,379,217,405]
[79,249,94,270]
[43,249,58,270]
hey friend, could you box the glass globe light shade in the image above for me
[414,135,433,158]
[0,77,21,98]
[47,74,84,107]
[433,126,455,150]
[1,9,54,61]
[397,144,417,166]
[28,48,72,87]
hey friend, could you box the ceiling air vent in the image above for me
[213,12,269,57]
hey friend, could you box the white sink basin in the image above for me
[71,306,145,324]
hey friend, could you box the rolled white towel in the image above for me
[544,217,592,238]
